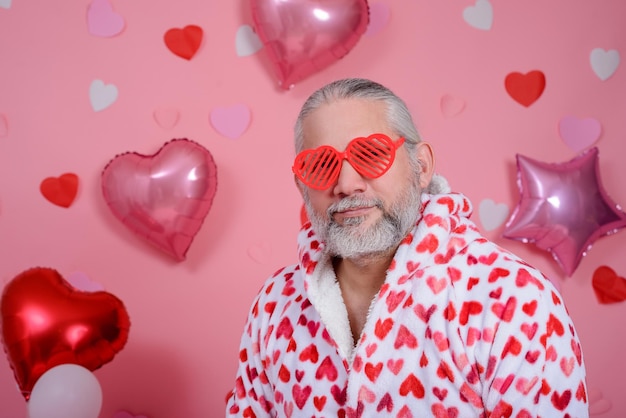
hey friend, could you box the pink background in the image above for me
[1,0,625,416]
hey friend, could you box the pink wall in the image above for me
[1,0,625,416]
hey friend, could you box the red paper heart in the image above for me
[164,25,203,60]
[101,138,218,261]
[250,0,369,89]
[592,265,626,304]
[1,267,130,399]
[40,173,79,208]
[504,70,546,107]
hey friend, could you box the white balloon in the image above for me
[28,364,102,418]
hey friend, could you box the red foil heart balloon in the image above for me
[0,267,130,400]
[250,0,369,89]
[101,138,218,261]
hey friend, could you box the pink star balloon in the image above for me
[503,147,626,276]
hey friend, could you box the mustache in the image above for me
[328,196,384,216]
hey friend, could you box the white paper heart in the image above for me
[209,104,251,139]
[235,24,263,57]
[90,79,119,112]
[153,107,180,130]
[590,48,620,81]
[463,0,493,30]
[440,94,465,118]
[558,115,601,153]
[479,198,509,231]
[0,0,12,9]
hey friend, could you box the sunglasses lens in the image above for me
[294,147,339,189]
[348,136,394,178]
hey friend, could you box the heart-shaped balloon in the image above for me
[250,0,369,89]
[0,267,130,400]
[101,138,218,261]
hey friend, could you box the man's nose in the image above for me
[332,159,367,196]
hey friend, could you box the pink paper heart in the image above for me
[558,115,602,153]
[67,272,105,292]
[153,107,180,130]
[364,2,390,36]
[87,0,125,38]
[247,242,272,265]
[101,139,218,261]
[0,113,8,137]
[440,94,465,118]
[209,104,251,139]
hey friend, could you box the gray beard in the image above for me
[303,176,423,260]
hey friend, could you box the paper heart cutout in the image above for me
[364,2,390,36]
[236,24,263,57]
[250,0,369,89]
[463,0,493,30]
[87,0,125,37]
[153,106,180,130]
[478,198,509,231]
[247,242,272,265]
[90,79,118,112]
[590,48,620,81]
[101,138,218,261]
[164,25,203,60]
[209,104,251,139]
[504,70,546,107]
[588,387,613,415]
[67,272,105,292]
[558,115,602,153]
[1,267,130,399]
[113,411,150,418]
[592,265,626,304]
[0,0,12,9]
[40,172,79,208]
[440,94,466,118]
[0,113,8,137]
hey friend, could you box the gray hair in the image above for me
[294,78,421,156]
[294,78,451,194]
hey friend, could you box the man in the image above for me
[226,78,588,417]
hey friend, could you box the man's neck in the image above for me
[333,249,396,296]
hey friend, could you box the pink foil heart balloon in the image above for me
[250,0,369,90]
[101,138,218,261]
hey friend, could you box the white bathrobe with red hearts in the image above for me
[226,192,588,418]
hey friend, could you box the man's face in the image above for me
[297,98,424,259]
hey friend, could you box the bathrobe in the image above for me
[226,192,588,417]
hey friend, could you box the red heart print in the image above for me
[40,172,79,208]
[164,25,203,60]
[505,70,546,107]
[592,265,626,304]
[101,138,217,261]
[1,267,129,399]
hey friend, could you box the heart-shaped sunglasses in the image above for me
[293,133,405,190]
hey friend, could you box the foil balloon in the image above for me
[250,0,369,90]
[0,267,130,400]
[101,138,218,261]
[503,147,626,276]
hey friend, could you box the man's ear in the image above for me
[416,142,435,189]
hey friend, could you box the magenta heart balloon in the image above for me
[250,0,369,90]
[101,138,217,261]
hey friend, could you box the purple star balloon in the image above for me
[503,147,626,276]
